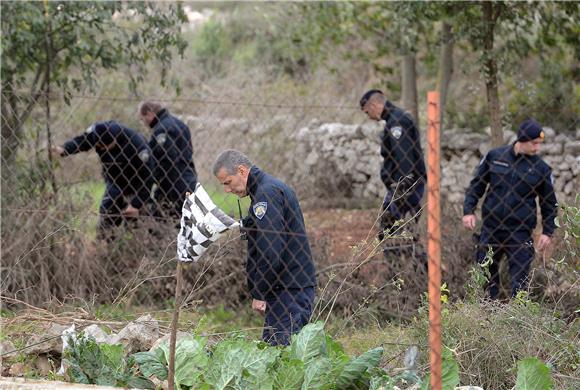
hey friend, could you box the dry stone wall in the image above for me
[183,113,579,206]
[291,122,579,205]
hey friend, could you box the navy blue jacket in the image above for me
[242,166,317,300]
[380,101,427,188]
[463,145,557,237]
[62,121,153,209]
[148,109,197,202]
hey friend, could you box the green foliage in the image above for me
[190,19,232,75]
[466,247,493,301]
[1,1,188,162]
[63,334,154,388]
[1,1,187,94]
[505,60,579,132]
[419,348,460,390]
[131,321,385,390]
[515,357,553,390]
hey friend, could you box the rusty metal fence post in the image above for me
[427,91,442,390]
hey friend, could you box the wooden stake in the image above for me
[168,261,184,390]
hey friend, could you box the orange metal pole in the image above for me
[427,91,442,390]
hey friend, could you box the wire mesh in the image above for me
[1,84,577,351]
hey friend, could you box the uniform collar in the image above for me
[381,101,395,121]
[148,108,169,129]
[246,165,264,198]
[510,143,533,160]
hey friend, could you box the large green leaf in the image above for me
[204,338,278,390]
[241,346,279,390]
[290,322,326,364]
[301,356,333,390]
[515,357,553,390]
[133,351,168,380]
[274,359,305,390]
[334,347,383,389]
[101,344,124,375]
[67,364,90,384]
[325,335,345,359]
[173,336,209,389]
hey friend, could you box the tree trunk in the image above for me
[482,1,503,147]
[1,84,21,165]
[435,22,454,131]
[401,53,419,124]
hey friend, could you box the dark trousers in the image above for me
[99,185,128,231]
[263,287,315,346]
[381,180,425,233]
[98,184,142,240]
[476,229,535,299]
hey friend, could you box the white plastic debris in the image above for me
[57,324,76,375]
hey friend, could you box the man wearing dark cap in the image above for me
[360,89,427,241]
[139,101,198,220]
[463,118,558,299]
[51,121,153,238]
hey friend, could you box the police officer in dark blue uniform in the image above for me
[360,89,427,240]
[213,149,317,346]
[139,101,197,218]
[463,119,557,299]
[51,121,153,237]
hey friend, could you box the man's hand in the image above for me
[50,146,64,159]
[537,234,552,252]
[252,299,266,315]
[462,214,477,230]
[122,205,140,218]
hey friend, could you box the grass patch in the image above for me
[204,183,251,219]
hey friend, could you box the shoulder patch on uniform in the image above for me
[390,126,403,139]
[138,149,150,162]
[155,133,167,145]
[85,124,95,134]
[253,201,267,220]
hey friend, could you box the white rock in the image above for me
[541,143,563,155]
[304,151,319,166]
[149,331,191,353]
[559,169,572,180]
[554,134,570,144]
[0,340,17,358]
[25,323,69,355]
[542,127,556,138]
[111,314,160,354]
[447,192,464,204]
[478,142,492,157]
[82,325,110,344]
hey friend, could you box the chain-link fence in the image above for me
[1,84,578,357]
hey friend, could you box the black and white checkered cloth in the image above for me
[177,183,239,262]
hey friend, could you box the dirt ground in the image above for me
[304,208,379,261]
